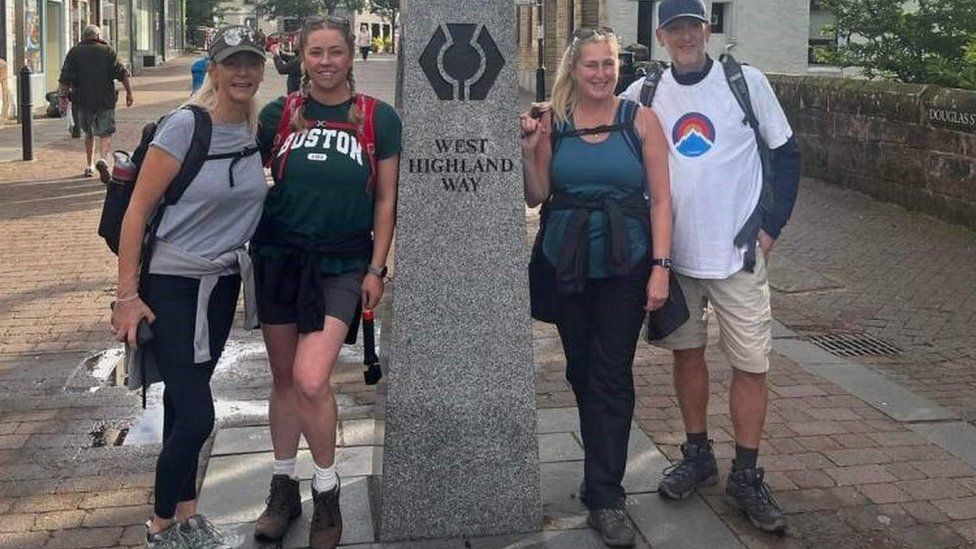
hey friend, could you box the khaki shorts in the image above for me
[654,252,772,373]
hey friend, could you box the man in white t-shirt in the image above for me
[621,0,801,535]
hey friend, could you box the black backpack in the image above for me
[97,105,214,257]
[97,105,260,265]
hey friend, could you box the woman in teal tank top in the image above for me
[520,26,672,547]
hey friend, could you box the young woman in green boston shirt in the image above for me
[250,16,401,549]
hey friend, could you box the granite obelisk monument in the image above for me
[381,0,542,541]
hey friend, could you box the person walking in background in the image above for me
[272,43,301,94]
[109,25,268,549]
[190,55,210,95]
[520,26,672,548]
[356,24,372,61]
[251,15,401,549]
[620,0,801,535]
[58,25,133,178]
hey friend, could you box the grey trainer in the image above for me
[587,508,636,548]
[724,465,787,534]
[181,514,233,548]
[146,520,187,549]
[658,440,719,500]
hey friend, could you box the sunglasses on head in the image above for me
[303,15,351,28]
[572,26,615,40]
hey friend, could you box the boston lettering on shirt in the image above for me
[622,63,793,280]
[254,96,403,274]
[275,125,365,166]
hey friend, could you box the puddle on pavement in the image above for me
[121,320,383,446]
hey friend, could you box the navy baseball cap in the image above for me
[658,0,709,28]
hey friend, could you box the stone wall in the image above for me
[769,75,976,229]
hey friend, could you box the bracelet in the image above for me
[116,293,140,303]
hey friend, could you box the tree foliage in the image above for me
[186,0,226,28]
[256,0,367,20]
[369,0,399,25]
[816,0,976,90]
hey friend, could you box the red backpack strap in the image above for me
[356,94,379,192]
[267,92,304,178]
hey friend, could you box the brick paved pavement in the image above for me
[3,52,976,548]
[772,179,976,422]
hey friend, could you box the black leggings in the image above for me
[143,273,240,519]
[556,258,650,510]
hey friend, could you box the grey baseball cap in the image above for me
[209,26,266,62]
[658,0,710,28]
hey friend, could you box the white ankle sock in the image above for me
[273,457,298,480]
[313,462,337,492]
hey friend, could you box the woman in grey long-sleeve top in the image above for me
[109,26,268,549]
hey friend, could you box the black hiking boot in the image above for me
[658,440,719,500]
[724,464,787,534]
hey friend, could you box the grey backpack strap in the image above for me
[638,62,665,107]
[718,53,766,148]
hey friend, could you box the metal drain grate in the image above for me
[808,332,903,358]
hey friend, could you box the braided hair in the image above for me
[289,16,360,132]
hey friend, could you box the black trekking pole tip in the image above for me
[364,362,382,385]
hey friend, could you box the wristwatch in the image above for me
[650,258,673,270]
[366,264,388,279]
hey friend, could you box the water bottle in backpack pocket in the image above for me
[97,150,139,255]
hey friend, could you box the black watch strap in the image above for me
[650,258,673,270]
[367,264,388,278]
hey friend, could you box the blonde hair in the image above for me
[550,29,620,125]
[291,18,359,132]
[183,69,260,136]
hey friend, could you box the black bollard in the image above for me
[18,65,33,161]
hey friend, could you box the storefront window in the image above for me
[165,0,181,52]
[24,0,43,72]
[135,0,149,50]
[102,0,115,46]
[71,0,89,44]
[117,0,130,68]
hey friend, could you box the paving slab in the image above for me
[767,255,844,294]
[538,432,583,463]
[773,339,849,365]
[771,319,795,339]
[539,428,667,519]
[212,420,383,457]
[626,493,745,549]
[469,527,651,548]
[211,425,308,457]
[280,477,375,548]
[200,448,380,525]
[213,475,374,548]
[795,361,958,422]
[909,422,976,471]
[536,407,579,434]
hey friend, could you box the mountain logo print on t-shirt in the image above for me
[672,112,716,158]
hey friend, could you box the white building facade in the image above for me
[606,0,835,74]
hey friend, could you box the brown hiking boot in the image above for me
[254,474,302,541]
[309,481,342,549]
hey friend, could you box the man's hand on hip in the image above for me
[759,229,775,257]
